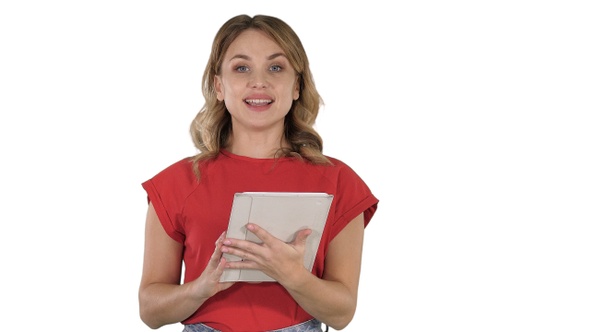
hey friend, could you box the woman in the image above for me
[139,14,378,332]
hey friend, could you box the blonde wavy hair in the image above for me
[190,14,331,178]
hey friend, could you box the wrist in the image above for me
[279,265,314,290]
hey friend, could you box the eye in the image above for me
[269,64,282,72]
[235,65,249,73]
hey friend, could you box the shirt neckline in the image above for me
[220,149,290,162]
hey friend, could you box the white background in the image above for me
[1,1,589,331]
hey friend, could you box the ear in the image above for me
[214,75,224,101]
[293,76,300,101]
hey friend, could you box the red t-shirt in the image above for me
[142,150,378,331]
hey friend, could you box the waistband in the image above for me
[183,318,324,332]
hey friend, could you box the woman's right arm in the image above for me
[138,202,233,329]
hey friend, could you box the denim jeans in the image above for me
[182,318,325,332]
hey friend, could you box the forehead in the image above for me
[225,29,284,58]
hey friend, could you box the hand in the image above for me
[189,232,234,299]
[221,223,312,283]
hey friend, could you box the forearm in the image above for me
[282,270,357,330]
[139,281,206,329]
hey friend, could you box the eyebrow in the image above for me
[229,52,288,61]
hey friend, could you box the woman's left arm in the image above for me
[221,213,366,330]
[282,213,365,330]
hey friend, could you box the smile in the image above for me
[244,99,273,106]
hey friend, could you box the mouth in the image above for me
[244,98,274,106]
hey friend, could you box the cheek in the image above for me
[283,77,300,100]
[220,85,243,112]
[286,82,299,100]
[220,77,245,96]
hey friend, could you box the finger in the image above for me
[214,256,227,275]
[221,245,252,262]
[244,223,272,243]
[215,231,227,246]
[293,228,312,247]
[214,257,236,288]
[208,232,227,268]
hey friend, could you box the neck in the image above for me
[226,132,289,159]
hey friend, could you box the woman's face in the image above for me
[214,29,300,134]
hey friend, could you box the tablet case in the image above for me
[220,192,334,282]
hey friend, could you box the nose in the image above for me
[249,70,268,88]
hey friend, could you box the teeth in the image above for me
[245,99,272,106]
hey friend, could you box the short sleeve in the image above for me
[329,161,379,241]
[141,158,197,243]
[142,179,185,243]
